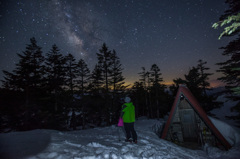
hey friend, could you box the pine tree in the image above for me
[96,43,113,93]
[212,0,240,95]
[217,37,240,93]
[65,53,77,96]
[90,64,104,93]
[2,70,18,90]
[74,59,90,130]
[96,43,115,125]
[138,67,148,90]
[212,0,240,123]
[45,44,66,111]
[169,78,186,95]
[2,37,45,105]
[212,0,240,39]
[110,50,127,92]
[149,64,165,118]
[138,67,150,117]
[1,37,46,130]
[185,66,202,99]
[75,59,90,95]
[149,64,163,86]
[109,49,127,123]
[88,64,104,126]
[184,62,221,112]
[197,59,213,96]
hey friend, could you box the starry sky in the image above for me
[0,0,234,87]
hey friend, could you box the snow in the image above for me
[1,117,240,159]
[209,117,240,146]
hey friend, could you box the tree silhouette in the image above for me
[2,37,45,105]
[138,67,150,117]
[213,0,240,122]
[65,53,77,96]
[45,44,66,111]
[169,78,186,96]
[149,64,166,118]
[182,61,221,112]
[197,59,213,96]
[96,43,112,93]
[75,59,90,96]
[110,49,127,92]
[75,58,90,129]
[185,66,202,98]
[90,64,104,93]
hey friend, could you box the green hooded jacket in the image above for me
[122,102,135,123]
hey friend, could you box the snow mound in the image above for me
[209,117,240,146]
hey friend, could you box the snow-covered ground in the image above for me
[0,117,240,159]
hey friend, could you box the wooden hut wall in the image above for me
[166,99,184,142]
[183,97,218,147]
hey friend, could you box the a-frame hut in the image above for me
[161,85,231,150]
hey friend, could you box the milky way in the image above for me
[0,0,234,86]
[48,0,108,59]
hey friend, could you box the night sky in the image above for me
[0,0,234,87]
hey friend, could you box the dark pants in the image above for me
[124,122,137,141]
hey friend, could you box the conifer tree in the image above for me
[2,37,45,105]
[96,43,113,93]
[90,64,104,93]
[138,67,148,90]
[96,43,115,124]
[149,64,165,118]
[110,49,127,92]
[1,37,46,130]
[65,53,77,96]
[75,59,90,96]
[197,59,213,96]
[169,78,186,95]
[212,0,240,122]
[212,0,240,39]
[45,44,66,111]
[74,58,90,130]
[184,62,221,112]
[185,66,202,98]
[149,64,163,86]
[109,49,127,122]
[138,67,150,117]
[217,38,240,94]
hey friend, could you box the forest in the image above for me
[0,32,238,133]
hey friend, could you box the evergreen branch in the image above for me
[212,13,240,39]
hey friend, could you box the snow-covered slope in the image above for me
[0,117,240,159]
[209,117,240,146]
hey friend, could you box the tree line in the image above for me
[0,37,222,132]
[0,38,129,131]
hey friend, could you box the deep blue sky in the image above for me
[0,0,233,87]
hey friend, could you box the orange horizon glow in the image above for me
[124,79,225,88]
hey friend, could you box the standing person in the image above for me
[121,97,137,143]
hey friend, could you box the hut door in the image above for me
[181,109,197,140]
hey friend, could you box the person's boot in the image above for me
[125,138,132,143]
